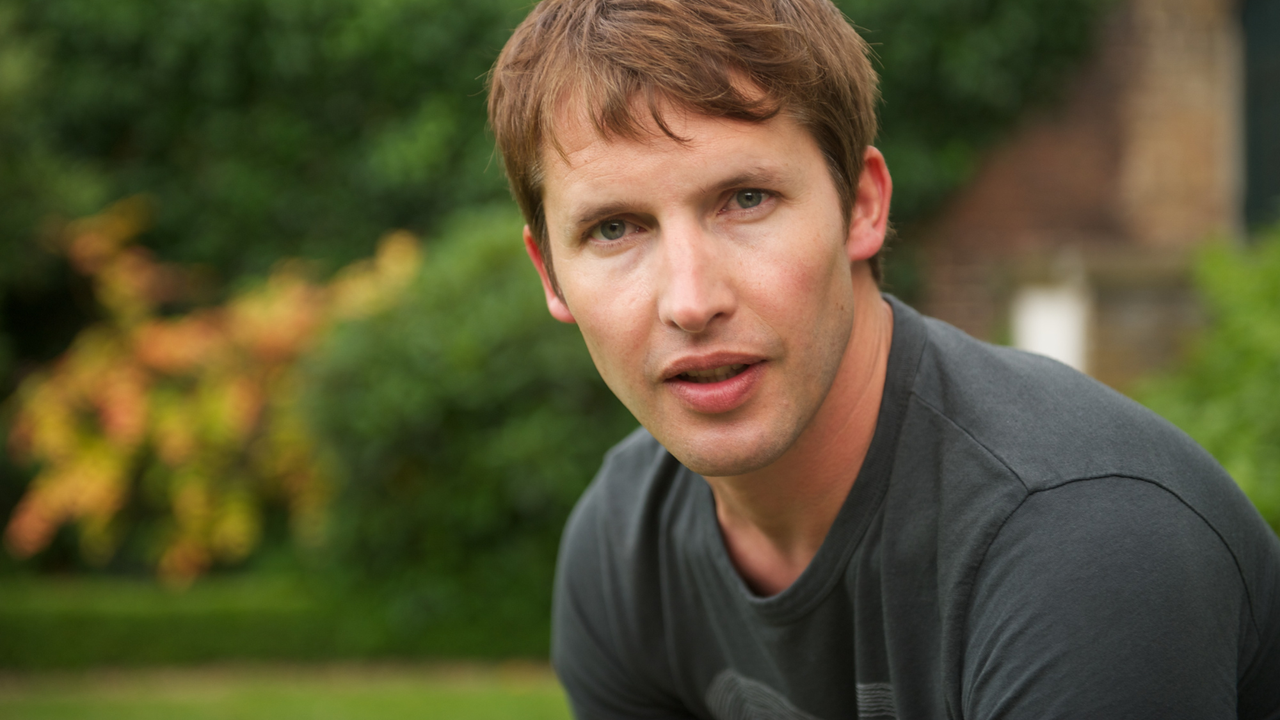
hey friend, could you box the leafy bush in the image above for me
[0,3,106,383]
[4,199,421,582]
[304,206,635,638]
[2,0,520,276]
[0,0,526,393]
[1136,226,1280,532]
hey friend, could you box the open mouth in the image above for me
[678,363,750,384]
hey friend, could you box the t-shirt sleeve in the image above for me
[961,476,1250,720]
[552,489,693,719]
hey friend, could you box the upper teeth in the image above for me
[681,364,748,383]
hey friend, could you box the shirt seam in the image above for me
[908,391,1029,493]
[964,474,1263,696]
[1032,474,1259,639]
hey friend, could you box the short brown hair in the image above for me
[487,0,881,293]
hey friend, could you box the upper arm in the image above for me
[962,477,1248,720]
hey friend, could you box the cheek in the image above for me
[576,314,654,423]
[739,223,852,324]
[563,271,653,390]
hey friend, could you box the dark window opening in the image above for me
[1244,0,1280,230]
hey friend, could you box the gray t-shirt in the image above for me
[552,296,1280,719]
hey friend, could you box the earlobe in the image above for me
[846,147,893,264]
[523,225,577,324]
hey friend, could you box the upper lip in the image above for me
[660,352,764,381]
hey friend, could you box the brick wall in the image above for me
[915,0,1242,390]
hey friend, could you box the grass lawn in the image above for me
[0,662,572,720]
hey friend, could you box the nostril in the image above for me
[657,270,735,333]
[661,298,730,334]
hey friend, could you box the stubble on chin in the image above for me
[673,438,794,479]
[648,400,808,480]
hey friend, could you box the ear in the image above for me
[523,225,576,324]
[845,146,893,264]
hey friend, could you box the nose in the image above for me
[655,221,735,334]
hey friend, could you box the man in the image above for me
[487,0,1280,717]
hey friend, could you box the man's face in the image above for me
[528,106,871,477]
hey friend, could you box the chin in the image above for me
[664,429,796,479]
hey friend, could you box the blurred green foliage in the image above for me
[0,575,334,668]
[2,0,519,277]
[303,206,636,638]
[0,3,106,376]
[0,574,554,668]
[1137,226,1280,533]
[0,0,525,395]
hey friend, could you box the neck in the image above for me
[704,278,893,596]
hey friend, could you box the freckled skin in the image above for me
[525,108,886,480]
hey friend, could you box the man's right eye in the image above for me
[590,219,634,242]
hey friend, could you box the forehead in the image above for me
[542,95,694,178]
[541,79,785,161]
[547,100,747,170]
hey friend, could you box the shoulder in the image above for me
[552,426,694,716]
[898,316,1280,717]
[961,475,1255,719]
[555,424,676,610]
[558,426,691,573]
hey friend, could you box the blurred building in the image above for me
[918,0,1280,390]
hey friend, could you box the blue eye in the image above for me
[733,189,766,209]
[591,220,631,241]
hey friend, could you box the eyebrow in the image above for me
[569,202,637,234]
[565,166,789,234]
[698,168,787,198]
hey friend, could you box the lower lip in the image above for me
[664,362,764,414]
